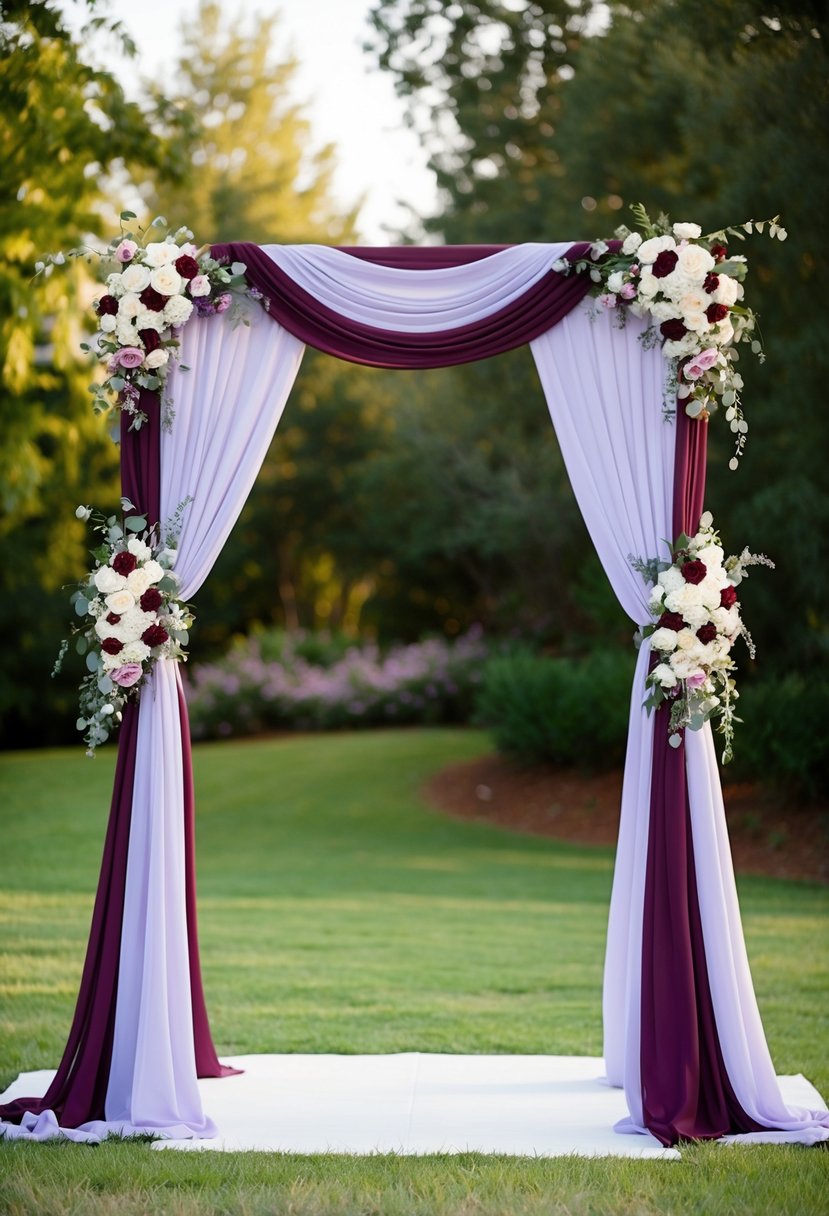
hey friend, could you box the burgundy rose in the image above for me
[175,254,200,280]
[141,624,169,648]
[706,302,729,324]
[106,611,121,625]
[651,249,679,279]
[682,559,707,585]
[710,243,728,262]
[703,272,719,295]
[139,285,167,312]
[97,294,119,316]
[139,328,161,353]
[112,550,137,576]
[140,587,163,612]
[660,319,688,341]
[720,585,738,608]
[658,611,685,632]
[101,637,124,655]
[696,624,718,644]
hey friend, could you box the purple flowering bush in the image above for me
[185,628,489,740]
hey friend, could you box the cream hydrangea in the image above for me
[650,627,679,652]
[652,662,678,688]
[163,295,194,327]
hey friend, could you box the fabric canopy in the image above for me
[2,242,826,1151]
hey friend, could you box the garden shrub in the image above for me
[475,648,634,771]
[726,672,829,802]
[185,628,488,740]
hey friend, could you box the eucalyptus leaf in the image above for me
[97,675,114,694]
[230,261,247,276]
[668,732,683,749]
[125,515,147,532]
[120,210,137,220]
[86,651,101,673]
[76,636,88,655]
[74,596,89,616]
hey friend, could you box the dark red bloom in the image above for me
[720,585,738,608]
[106,611,121,625]
[97,294,119,316]
[703,272,719,294]
[112,551,138,576]
[682,559,707,585]
[651,249,679,279]
[141,624,169,648]
[706,302,729,324]
[140,587,163,612]
[139,285,167,312]
[710,243,728,262]
[175,254,200,280]
[139,328,161,353]
[101,637,124,655]
[696,624,718,644]
[660,319,687,341]
[658,611,685,632]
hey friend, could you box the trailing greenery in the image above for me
[476,649,634,770]
[1,731,827,1214]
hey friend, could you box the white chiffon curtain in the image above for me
[106,314,305,1134]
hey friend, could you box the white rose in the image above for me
[94,565,125,594]
[118,607,154,639]
[120,264,152,293]
[712,606,741,636]
[164,295,194,327]
[652,662,677,689]
[127,536,153,563]
[638,234,676,264]
[188,274,211,297]
[650,627,679,653]
[663,334,699,359]
[650,301,679,322]
[671,652,705,680]
[105,589,136,614]
[121,640,151,665]
[99,314,117,333]
[637,271,660,299]
[116,318,139,345]
[117,292,143,320]
[713,275,740,307]
[683,311,710,335]
[621,231,642,255]
[150,265,183,297]
[142,559,165,585]
[679,290,709,318]
[135,308,166,333]
[675,627,701,651]
[126,567,152,597]
[676,243,715,280]
[106,272,125,297]
[680,601,710,630]
[144,241,178,267]
[607,271,625,293]
[673,222,702,240]
[712,317,735,347]
[145,348,169,369]
[658,566,685,594]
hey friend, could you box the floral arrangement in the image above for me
[635,512,773,762]
[555,206,787,468]
[55,499,194,755]
[37,212,257,429]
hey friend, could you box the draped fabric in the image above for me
[2,241,826,1149]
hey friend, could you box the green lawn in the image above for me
[1,728,827,1215]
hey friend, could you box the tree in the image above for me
[0,0,191,744]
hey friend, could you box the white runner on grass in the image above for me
[2,1056,825,1158]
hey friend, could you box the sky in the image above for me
[67,0,439,241]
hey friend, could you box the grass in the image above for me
[1,728,827,1215]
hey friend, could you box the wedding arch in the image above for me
[2,238,827,1149]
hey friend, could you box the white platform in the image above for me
[3,1056,825,1158]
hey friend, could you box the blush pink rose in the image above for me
[620,282,637,300]
[686,671,707,691]
[598,292,617,309]
[113,346,145,369]
[684,347,719,380]
[110,663,143,687]
[215,292,232,313]
[188,275,211,298]
[115,239,138,263]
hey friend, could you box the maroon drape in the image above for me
[210,242,597,368]
[640,408,762,1144]
[0,390,227,1129]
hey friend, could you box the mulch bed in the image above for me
[425,754,829,885]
